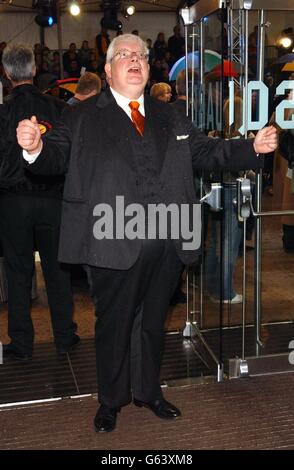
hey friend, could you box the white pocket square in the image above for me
[176,135,189,140]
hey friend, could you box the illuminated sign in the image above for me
[193,80,294,132]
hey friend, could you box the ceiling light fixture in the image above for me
[69,1,80,16]
[126,5,135,15]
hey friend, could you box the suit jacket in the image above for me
[26,88,263,269]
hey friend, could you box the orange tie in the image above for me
[129,101,145,136]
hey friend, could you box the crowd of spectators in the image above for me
[0,25,185,100]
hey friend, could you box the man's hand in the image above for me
[253,125,278,154]
[16,116,42,154]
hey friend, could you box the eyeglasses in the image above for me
[112,49,149,61]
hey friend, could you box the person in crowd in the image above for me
[272,83,294,252]
[36,60,56,92]
[170,68,193,117]
[150,59,164,83]
[78,40,91,68]
[0,61,11,97]
[66,59,81,78]
[161,51,173,71]
[33,43,42,56]
[99,71,108,91]
[168,25,185,64]
[67,72,101,105]
[52,50,60,65]
[96,26,110,60]
[146,38,155,66]
[153,32,168,61]
[150,82,172,102]
[63,43,79,74]
[204,96,255,304]
[88,58,104,76]
[16,34,277,432]
[0,44,79,361]
[51,61,62,80]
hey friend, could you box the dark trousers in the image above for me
[88,239,182,409]
[0,194,75,355]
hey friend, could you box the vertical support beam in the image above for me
[199,19,204,130]
[243,8,248,139]
[184,24,189,118]
[199,18,205,329]
[56,0,64,79]
[254,9,266,355]
[190,24,196,122]
[40,26,45,47]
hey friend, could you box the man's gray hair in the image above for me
[2,44,35,82]
[106,34,148,64]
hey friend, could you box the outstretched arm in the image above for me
[189,124,277,172]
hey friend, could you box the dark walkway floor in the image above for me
[1,373,294,450]
[0,324,293,405]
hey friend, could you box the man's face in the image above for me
[105,40,150,99]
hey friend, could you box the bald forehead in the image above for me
[114,40,143,53]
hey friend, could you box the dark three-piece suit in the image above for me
[24,88,263,408]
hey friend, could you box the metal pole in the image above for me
[40,26,45,47]
[199,18,204,329]
[228,6,233,64]
[56,0,64,80]
[243,9,248,140]
[200,19,204,130]
[254,9,266,355]
[242,218,247,360]
[238,8,249,368]
[191,25,195,121]
[185,24,189,118]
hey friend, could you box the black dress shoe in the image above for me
[133,398,181,420]
[2,343,32,362]
[56,334,80,355]
[94,404,120,433]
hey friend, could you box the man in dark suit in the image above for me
[171,68,192,118]
[0,44,78,361]
[16,34,277,432]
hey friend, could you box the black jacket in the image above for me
[25,89,263,268]
[0,83,66,193]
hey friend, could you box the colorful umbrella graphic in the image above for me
[205,60,239,79]
[169,50,222,81]
[45,77,79,101]
[275,53,294,64]
[282,62,294,72]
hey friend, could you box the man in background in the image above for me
[0,44,79,361]
[67,72,101,105]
